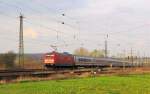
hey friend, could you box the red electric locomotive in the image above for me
[44,51,75,68]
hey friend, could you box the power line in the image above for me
[1,1,150,37]
[17,1,62,22]
[24,19,76,38]
[0,1,106,43]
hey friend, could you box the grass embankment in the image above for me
[0,74,150,94]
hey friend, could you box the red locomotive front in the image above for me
[44,53,55,65]
[44,51,75,68]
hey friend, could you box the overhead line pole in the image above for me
[19,14,24,68]
[105,34,108,58]
[131,48,134,67]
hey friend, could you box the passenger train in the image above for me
[43,51,132,68]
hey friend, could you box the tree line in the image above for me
[0,51,16,69]
[74,47,105,57]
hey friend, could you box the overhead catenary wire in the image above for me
[0,1,77,36]
[0,1,150,57]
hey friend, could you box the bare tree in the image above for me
[74,47,90,56]
[1,51,16,69]
[90,49,105,57]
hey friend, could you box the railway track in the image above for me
[0,68,90,77]
[0,67,137,82]
[0,68,115,79]
[0,69,43,73]
[0,67,149,84]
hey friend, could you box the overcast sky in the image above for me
[0,0,150,56]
